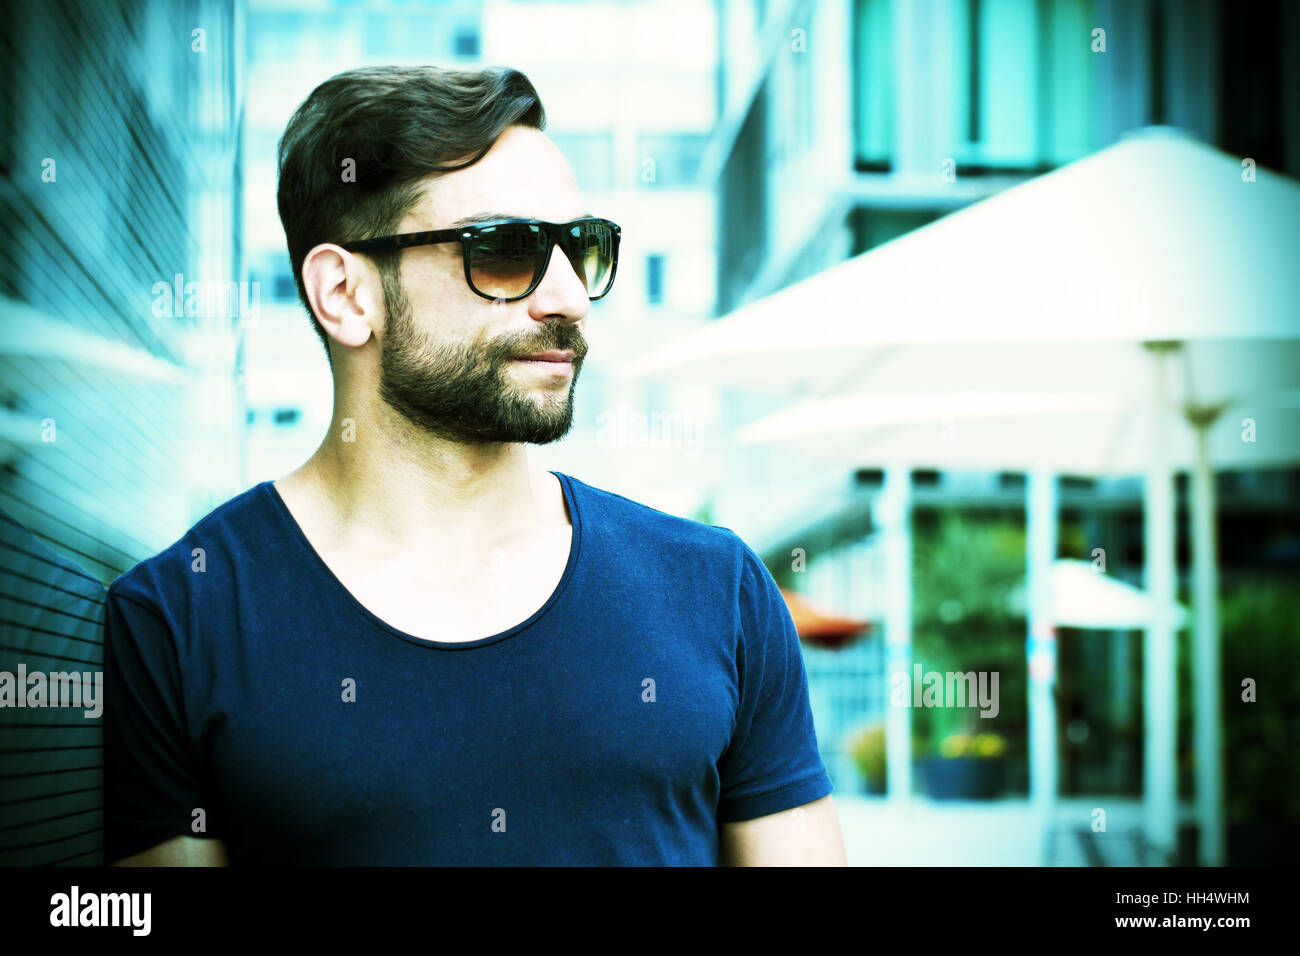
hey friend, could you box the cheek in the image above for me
[400,258,475,329]
[398,280,503,362]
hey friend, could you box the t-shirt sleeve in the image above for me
[716,540,834,823]
[103,580,219,861]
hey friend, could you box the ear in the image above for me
[302,244,382,350]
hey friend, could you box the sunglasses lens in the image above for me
[467,220,618,300]
[468,224,544,299]
[566,221,617,298]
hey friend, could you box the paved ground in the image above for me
[836,795,1043,865]
[833,795,1178,865]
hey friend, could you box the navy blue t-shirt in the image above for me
[103,471,832,865]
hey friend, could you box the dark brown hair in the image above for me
[276,65,547,361]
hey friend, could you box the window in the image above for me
[1216,0,1288,177]
[1038,0,1093,165]
[273,273,297,302]
[998,471,1027,491]
[453,28,480,58]
[961,0,1093,170]
[717,87,767,315]
[849,208,941,257]
[646,254,665,305]
[853,0,893,170]
[963,0,1039,168]
[854,468,884,487]
[854,0,1094,173]
[1149,0,1166,125]
[262,252,298,303]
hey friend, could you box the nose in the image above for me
[526,244,590,324]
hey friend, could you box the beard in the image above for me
[376,269,587,446]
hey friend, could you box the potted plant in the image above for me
[846,723,887,794]
[919,731,1007,800]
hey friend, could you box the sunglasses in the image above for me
[339,216,621,303]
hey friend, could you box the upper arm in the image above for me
[110,834,228,867]
[104,583,225,862]
[718,795,846,866]
[717,540,835,824]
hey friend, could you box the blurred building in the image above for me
[698,0,1300,858]
[716,0,1298,316]
[1,0,247,579]
[482,0,721,518]
[709,0,1299,538]
[0,0,245,864]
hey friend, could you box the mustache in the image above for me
[497,330,588,363]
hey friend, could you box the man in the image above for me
[104,65,845,866]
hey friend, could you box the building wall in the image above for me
[0,0,244,865]
[1,0,246,581]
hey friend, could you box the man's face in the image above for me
[375,125,593,446]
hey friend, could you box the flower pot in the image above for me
[861,776,887,795]
[919,756,1005,800]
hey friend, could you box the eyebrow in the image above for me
[448,212,595,228]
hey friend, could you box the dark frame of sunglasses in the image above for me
[337,216,622,303]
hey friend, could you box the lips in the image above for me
[516,351,575,362]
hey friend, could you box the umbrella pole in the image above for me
[1189,409,1225,865]
[1027,469,1058,859]
[881,464,912,804]
[1143,344,1180,864]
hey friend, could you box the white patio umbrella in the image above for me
[734,360,1300,474]
[622,128,1300,865]
[623,128,1300,391]
[1009,560,1190,631]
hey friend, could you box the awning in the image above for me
[779,587,871,650]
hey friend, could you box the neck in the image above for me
[280,393,556,560]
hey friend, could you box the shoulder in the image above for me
[558,472,781,615]
[562,471,747,562]
[107,482,273,614]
